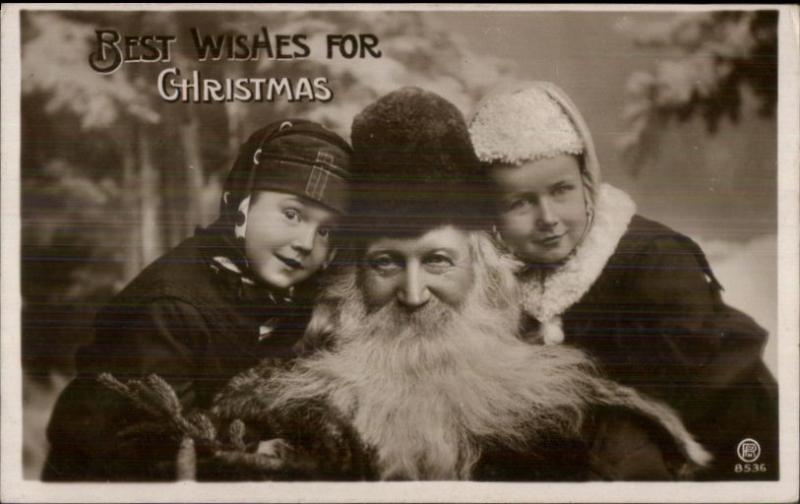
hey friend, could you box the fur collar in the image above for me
[518,184,636,342]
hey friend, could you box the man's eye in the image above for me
[283,208,300,221]
[317,227,330,238]
[552,184,574,196]
[425,253,454,267]
[369,256,400,272]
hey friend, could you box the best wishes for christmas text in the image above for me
[89,28,382,103]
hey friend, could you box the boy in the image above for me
[43,119,352,480]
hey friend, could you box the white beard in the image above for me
[267,233,610,480]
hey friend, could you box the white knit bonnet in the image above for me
[468,81,601,205]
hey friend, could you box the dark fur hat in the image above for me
[349,87,493,237]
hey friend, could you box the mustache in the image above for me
[365,297,457,336]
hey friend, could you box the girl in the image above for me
[468,81,778,480]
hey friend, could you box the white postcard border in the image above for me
[2,4,798,503]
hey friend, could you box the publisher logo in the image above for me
[737,438,761,463]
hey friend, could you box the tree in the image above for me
[617,11,778,172]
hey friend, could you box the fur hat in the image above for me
[469,84,584,165]
[349,87,492,237]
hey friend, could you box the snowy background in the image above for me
[19,9,778,478]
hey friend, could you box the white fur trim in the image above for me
[519,184,636,330]
[469,86,584,165]
[541,318,565,345]
[684,436,714,467]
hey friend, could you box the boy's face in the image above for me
[244,190,338,289]
[489,154,589,264]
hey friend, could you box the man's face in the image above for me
[244,190,338,289]
[361,225,475,312]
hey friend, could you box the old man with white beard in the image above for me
[204,88,713,482]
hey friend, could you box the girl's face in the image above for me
[489,155,589,264]
[244,191,338,289]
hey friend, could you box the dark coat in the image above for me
[474,408,685,481]
[42,229,314,481]
[525,215,779,480]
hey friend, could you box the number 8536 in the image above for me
[734,463,767,473]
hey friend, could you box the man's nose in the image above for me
[536,198,558,230]
[397,261,430,309]
[291,224,317,254]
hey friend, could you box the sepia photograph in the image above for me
[1,4,798,503]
